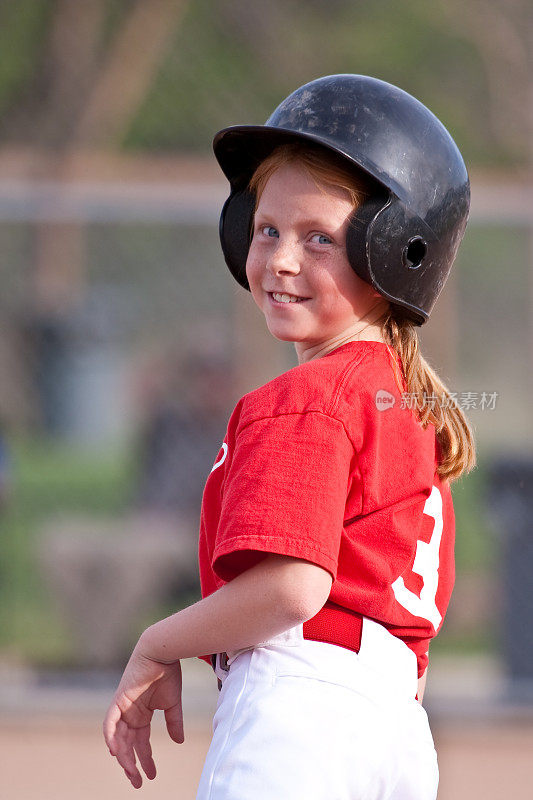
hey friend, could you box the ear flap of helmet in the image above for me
[370,199,451,324]
[348,195,444,325]
[346,192,419,324]
[345,192,390,286]
[219,189,256,290]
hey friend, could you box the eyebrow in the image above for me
[254,209,343,226]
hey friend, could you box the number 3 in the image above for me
[391,485,443,630]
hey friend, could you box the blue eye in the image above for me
[261,225,279,238]
[311,233,332,244]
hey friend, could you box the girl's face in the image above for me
[246,161,388,362]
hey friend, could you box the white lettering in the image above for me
[210,442,228,473]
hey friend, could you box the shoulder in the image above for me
[237,341,396,431]
[334,341,407,416]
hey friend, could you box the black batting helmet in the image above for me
[213,74,470,325]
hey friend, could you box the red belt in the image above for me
[303,601,363,654]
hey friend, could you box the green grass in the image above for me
[452,459,495,573]
[429,627,498,658]
[0,1,51,118]
[12,435,134,515]
[0,435,135,665]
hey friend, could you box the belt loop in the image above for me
[211,652,230,691]
[219,651,230,672]
[210,652,230,672]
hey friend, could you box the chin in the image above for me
[266,323,306,343]
[269,331,300,343]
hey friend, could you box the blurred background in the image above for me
[0,1,531,798]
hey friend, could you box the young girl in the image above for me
[104,74,475,800]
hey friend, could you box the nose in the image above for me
[266,237,301,276]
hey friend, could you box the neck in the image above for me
[295,323,386,365]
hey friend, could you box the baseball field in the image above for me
[3,711,532,799]
[3,658,532,799]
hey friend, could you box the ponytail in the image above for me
[381,310,476,482]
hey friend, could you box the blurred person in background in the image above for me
[132,345,236,595]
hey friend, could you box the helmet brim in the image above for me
[213,125,392,197]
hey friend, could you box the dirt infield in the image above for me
[2,656,531,799]
[434,721,533,799]
[3,712,533,799]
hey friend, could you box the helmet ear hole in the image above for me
[402,236,427,270]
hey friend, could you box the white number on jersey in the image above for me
[391,485,443,630]
[211,442,228,473]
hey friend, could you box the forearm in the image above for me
[138,554,332,663]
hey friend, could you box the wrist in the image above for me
[137,621,179,665]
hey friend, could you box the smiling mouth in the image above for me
[269,291,308,304]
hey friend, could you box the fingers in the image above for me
[165,700,185,744]
[134,725,157,781]
[103,675,183,789]
[112,719,144,788]
[104,705,155,788]
[103,702,122,756]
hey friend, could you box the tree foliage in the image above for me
[0,0,529,165]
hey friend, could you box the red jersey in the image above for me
[198,340,455,676]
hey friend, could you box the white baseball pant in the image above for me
[196,618,438,800]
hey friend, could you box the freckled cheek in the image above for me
[326,266,364,309]
[316,280,358,320]
[245,252,264,300]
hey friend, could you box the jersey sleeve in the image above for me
[212,411,355,582]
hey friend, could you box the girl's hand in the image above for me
[103,644,184,789]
